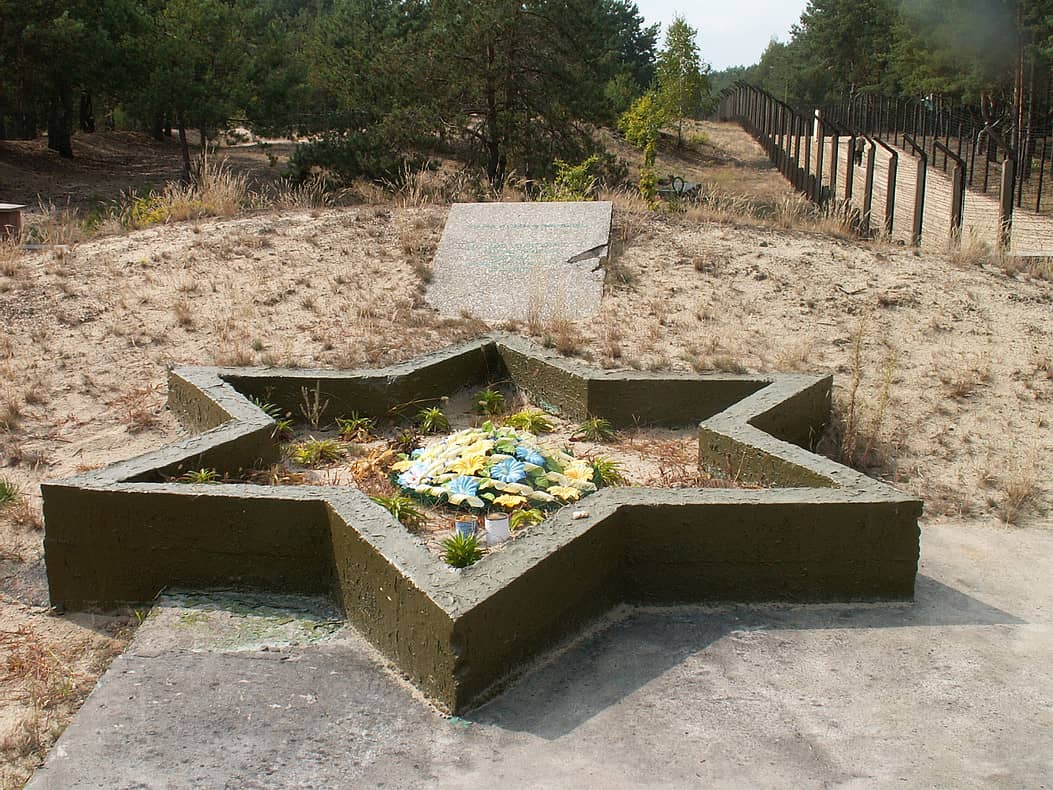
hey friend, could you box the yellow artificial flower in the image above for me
[548,486,581,502]
[564,462,593,482]
[463,439,494,457]
[391,459,414,472]
[450,454,486,476]
[493,494,527,509]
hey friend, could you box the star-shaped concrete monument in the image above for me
[42,335,920,713]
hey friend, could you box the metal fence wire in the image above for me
[717,82,1053,254]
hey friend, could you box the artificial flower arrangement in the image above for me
[389,421,598,512]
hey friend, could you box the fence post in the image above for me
[934,140,967,242]
[862,140,876,234]
[886,150,898,237]
[1037,137,1047,213]
[814,110,824,202]
[829,130,840,202]
[845,134,856,201]
[902,135,927,246]
[1000,161,1015,249]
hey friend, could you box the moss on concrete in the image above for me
[42,334,922,713]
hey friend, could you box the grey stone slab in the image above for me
[29,522,1053,789]
[428,202,612,321]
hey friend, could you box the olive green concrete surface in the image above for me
[41,334,921,713]
[27,522,1053,789]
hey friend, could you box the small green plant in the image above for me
[289,437,345,467]
[336,413,375,441]
[252,398,294,439]
[251,398,281,419]
[573,417,617,442]
[475,388,505,415]
[591,456,626,486]
[416,406,450,434]
[441,531,484,568]
[510,508,545,531]
[370,493,426,529]
[504,409,555,433]
[178,468,220,484]
[0,476,20,506]
[272,416,295,440]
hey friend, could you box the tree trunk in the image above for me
[151,116,165,141]
[177,119,192,183]
[46,83,75,158]
[484,43,504,187]
[79,93,95,133]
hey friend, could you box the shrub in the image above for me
[539,155,599,201]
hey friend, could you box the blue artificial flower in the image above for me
[515,445,546,467]
[397,462,429,488]
[490,458,527,484]
[447,476,480,497]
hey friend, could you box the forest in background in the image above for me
[0,0,709,188]
[711,0,1053,152]
[7,1,1052,191]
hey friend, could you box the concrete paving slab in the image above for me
[427,202,612,321]
[29,522,1053,789]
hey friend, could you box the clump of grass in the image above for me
[370,493,426,529]
[178,468,220,484]
[998,465,1039,525]
[441,531,484,568]
[299,383,330,430]
[289,437,345,467]
[1,397,24,432]
[591,456,626,486]
[475,388,505,415]
[0,476,21,506]
[110,158,250,229]
[0,239,21,277]
[115,385,160,434]
[510,508,545,531]
[939,357,992,400]
[573,416,617,442]
[416,406,449,434]
[504,409,554,433]
[270,175,334,210]
[827,317,897,470]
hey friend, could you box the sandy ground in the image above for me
[0,121,1051,786]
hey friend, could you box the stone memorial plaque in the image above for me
[427,201,612,321]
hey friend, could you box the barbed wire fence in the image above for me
[717,82,1053,255]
